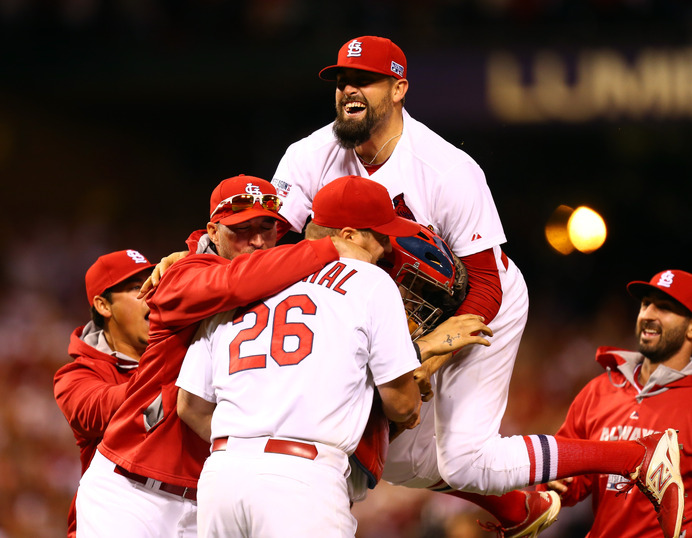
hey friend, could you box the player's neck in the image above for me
[104,327,144,362]
[356,115,404,165]
[639,348,691,385]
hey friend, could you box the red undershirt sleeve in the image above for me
[455,248,503,325]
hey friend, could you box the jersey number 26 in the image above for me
[228,294,316,375]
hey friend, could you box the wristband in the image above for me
[412,342,422,363]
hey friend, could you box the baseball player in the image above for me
[75,175,359,537]
[271,36,684,537]
[537,270,692,538]
[54,249,155,538]
[360,226,563,536]
[175,174,423,537]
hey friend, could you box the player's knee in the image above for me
[439,464,511,496]
[437,449,515,496]
[437,453,479,492]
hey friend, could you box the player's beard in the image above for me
[636,320,687,363]
[333,95,390,150]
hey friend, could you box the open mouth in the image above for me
[344,101,367,116]
[640,323,661,341]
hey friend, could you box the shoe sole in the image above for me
[508,490,561,538]
[645,429,684,538]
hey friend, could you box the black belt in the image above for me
[212,437,318,460]
[114,465,197,501]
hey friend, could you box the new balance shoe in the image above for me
[627,428,684,538]
[479,490,561,538]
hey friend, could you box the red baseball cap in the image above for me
[312,175,419,237]
[319,36,407,81]
[209,175,288,227]
[627,270,692,313]
[85,250,155,306]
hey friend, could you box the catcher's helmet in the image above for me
[378,224,466,340]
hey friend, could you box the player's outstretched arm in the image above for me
[138,234,365,300]
[177,388,216,443]
[413,314,493,400]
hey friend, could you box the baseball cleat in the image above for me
[479,490,561,537]
[624,428,684,538]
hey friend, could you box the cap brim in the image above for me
[627,281,660,301]
[104,264,156,298]
[122,264,157,282]
[319,64,397,81]
[371,216,420,237]
[216,208,289,227]
[318,65,341,81]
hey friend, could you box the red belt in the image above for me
[212,437,318,460]
[114,465,197,501]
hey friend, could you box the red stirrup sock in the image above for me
[522,434,646,484]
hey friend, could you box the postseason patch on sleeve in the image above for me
[271,178,292,198]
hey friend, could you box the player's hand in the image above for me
[416,314,492,360]
[330,236,373,263]
[411,315,493,394]
[138,251,189,299]
[544,477,573,495]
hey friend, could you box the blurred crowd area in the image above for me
[1,0,688,46]
[0,220,637,537]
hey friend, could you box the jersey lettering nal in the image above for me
[228,294,316,375]
[301,262,357,295]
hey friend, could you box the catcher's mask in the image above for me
[378,224,466,340]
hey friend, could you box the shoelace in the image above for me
[477,519,510,537]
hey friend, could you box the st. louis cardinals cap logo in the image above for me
[126,249,149,264]
[245,183,263,195]
[346,39,363,57]
[657,270,675,288]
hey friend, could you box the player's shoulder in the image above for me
[285,122,338,154]
[403,111,481,172]
[54,351,124,385]
[570,370,626,409]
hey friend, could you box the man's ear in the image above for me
[337,227,358,242]
[93,295,113,320]
[393,79,408,104]
[207,222,220,248]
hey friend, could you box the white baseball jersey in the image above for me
[177,258,419,456]
[272,108,506,258]
[272,108,536,497]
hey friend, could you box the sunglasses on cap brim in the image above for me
[211,193,283,219]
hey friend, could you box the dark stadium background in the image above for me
[1,2,690,536]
